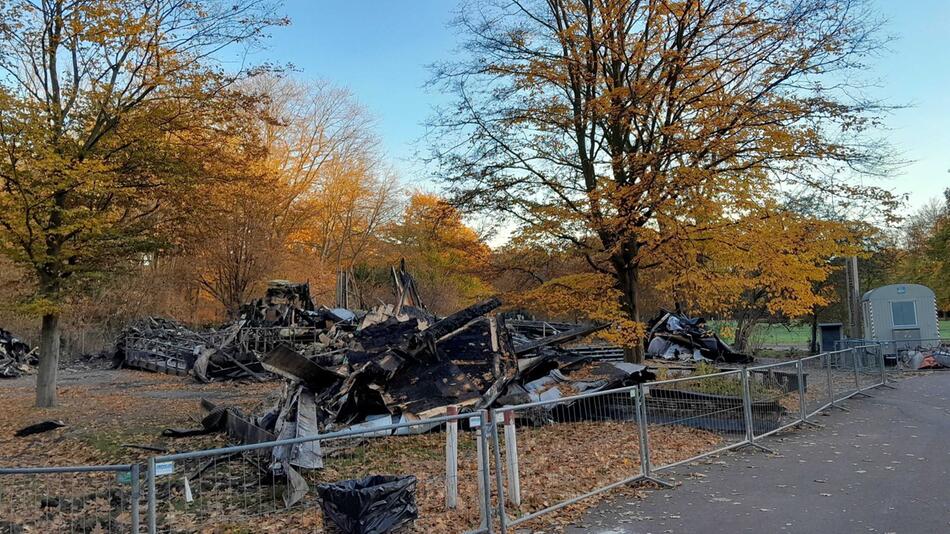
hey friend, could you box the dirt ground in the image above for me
[0,364,276,467]
[0,366,726,533]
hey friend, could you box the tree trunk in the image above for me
[36,312,61,407]
[809,311,820,354]
[733,315,752,354]
[612,245,644,364]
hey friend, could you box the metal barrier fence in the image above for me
[642,370,750,471]
[144,412,491,534]
[801,352,833,418]
[0,345,889,533]
[837,337,949,372]
[489,345,884,532]
[490,386,644,530]
[0,464,141,533]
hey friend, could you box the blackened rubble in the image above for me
[114,280,358,381]
[122,264,657,506]
[0,327,36,378]
[645,309,754,364]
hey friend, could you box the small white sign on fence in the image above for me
[155,461,174,476]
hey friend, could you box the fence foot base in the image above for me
[640,475,674,489]
[853,391,873,398]
[798,420,823,429]
[737,442,775,455]
[829,403,850,412]
[878,383,897,390]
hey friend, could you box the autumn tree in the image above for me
[656,202,865,351]
[894,188,950,311]
[180,77,394,316]
[430,0,898,361]
[0,0,284,406]
[362,192,492,314]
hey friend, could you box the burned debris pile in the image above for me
[155,279,653,507]
[224,294,654,447]
[646,310,753,365]
[114,281,357,381]
[1,328,36,378]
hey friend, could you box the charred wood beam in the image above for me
[407,297,503,360]
[513,322,611,355]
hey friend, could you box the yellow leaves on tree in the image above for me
[510,273,644,347]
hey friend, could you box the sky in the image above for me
[253,0,949,212]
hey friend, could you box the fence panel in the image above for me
[146,413,488,534]
[491,386,643,530]
[746,360,803,440]
[0,464,140,534]
[828,348,859,401]
[855,344,884,390]
[800,353,832,418]
[642,371,749,472]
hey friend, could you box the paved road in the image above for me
[567,373,950,534]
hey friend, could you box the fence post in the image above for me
[445,406,458,509]
[796,359,807,423]
[635,384,651,478]
[147,457,156,534]
[130,463,141,533]
[635,384,672,487]
[851,347,860,392]
[741,369,755,444]
[826,350,835,409]
[740,368,774,454]
[490,411,508,534]
[476,410,494,533]
[503,410,521,507]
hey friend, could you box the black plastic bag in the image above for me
[317,475,418,534]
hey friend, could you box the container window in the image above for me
[891,300,917,327]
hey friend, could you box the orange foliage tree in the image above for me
[430,0,899,360]
[0,0,284,406]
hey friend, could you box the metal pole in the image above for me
[796,359,807,424]
[130,463,140,533]
[491,412,508,534]
[478,410,495,534]
[826,350,835,409]
[742,369,755,445]
[879,343,886,387]
[146,457,156,534]
[635,384,672,486]
[851,347,860,391]
[635,384,651,478]
[740,368,774,453]
[475,420,487,529]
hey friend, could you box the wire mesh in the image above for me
[855,344,883,390]
[747,361,802,440]
[148,415,486,534]
[492,387,643,529]
[642,370,748,471]
[0,466,139,533]
[828,348,860,401]
[800,353,832,417]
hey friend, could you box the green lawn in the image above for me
[710,319,950,348]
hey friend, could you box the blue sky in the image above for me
[255,0,948,212]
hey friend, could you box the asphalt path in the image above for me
[566,373,950,534]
